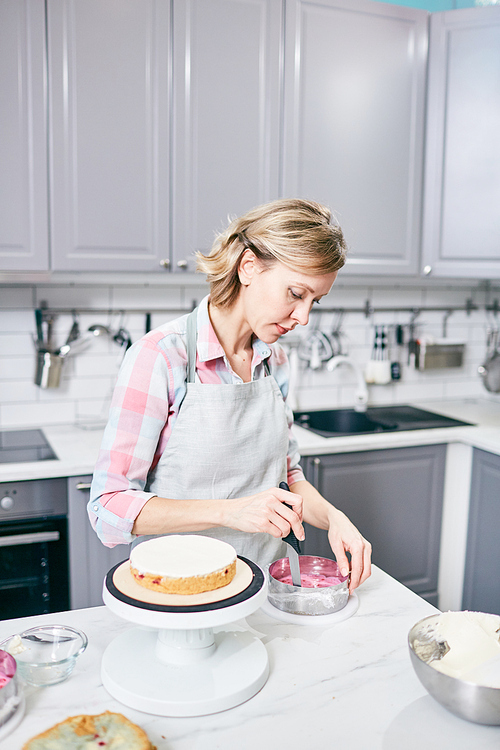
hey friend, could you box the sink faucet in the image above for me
[326,355,368,412]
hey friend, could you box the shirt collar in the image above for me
[196,295,272,365]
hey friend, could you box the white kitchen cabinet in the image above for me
[422,6,500,279]
[0,0,49,271]
[171,0,282,271]
[68,476,126,610]
[47,0,171,272]
[282,0,428,276]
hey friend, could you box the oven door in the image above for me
[0,516,69,620]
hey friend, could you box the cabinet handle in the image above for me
[0,531,60,547]
[75,482,92,491]
[177,259,188,270]
[423,265,432,275]
[159,258,170,269]
[313,458,321,465]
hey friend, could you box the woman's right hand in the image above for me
[222,487,304,541]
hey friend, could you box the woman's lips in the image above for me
[275,324,291,335]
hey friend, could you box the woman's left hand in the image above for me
[326,506,371,593]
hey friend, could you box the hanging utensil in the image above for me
[479,330,500,393]
[391,324,403,381]
[64,312,80,346]
[298,330,334,370]
[34,309,45,351]
[279,481,302,587]
[113,327,132,351]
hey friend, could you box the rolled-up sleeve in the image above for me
[88,337,172,547]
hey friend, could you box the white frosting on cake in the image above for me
[130,535,237,578]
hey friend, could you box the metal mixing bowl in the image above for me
[268,555,349,616]
[408,613,500,725]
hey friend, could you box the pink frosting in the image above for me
[279,573,345,588]
[0,649,16,688]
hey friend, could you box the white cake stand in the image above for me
[101,558,269,717]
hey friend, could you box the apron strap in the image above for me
[185,307,198,384]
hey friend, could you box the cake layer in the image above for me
[129,535,237,595]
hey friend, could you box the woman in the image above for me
[88,199,371,591]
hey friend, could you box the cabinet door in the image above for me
[303,445,446,602]
[171,0,282,271]
[68,476,127,609]
[0,0,49,271]
[283,0,427,276]
[422,7,500,279]
[47,0,171,272]
[462,449,500,615]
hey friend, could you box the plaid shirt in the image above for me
[88,296,305,546]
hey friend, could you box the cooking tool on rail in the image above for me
[279,481,302,586]
[478,326,500,393]
[34,309,44,350]
[391,324,403,381]
[101,556,269,716]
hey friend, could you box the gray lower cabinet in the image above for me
[462,449,500,616]
[67,475,127,609]
[302,445,447,605]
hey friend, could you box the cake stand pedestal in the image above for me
[101,558,269,717]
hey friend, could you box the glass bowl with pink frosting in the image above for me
[267,555,349,615]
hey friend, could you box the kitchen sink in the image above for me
[293,405,474,438]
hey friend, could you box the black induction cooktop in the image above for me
[0,429,57,464]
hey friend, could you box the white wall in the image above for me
[0,278,499,429]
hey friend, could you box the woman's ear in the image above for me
[238,248,258,286]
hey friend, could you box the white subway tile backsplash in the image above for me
[443,378,485,399]
[0,380,40,403]
[0,333,36,357]
[393,380,446,402]
[0,286,34,309]
[0,281,496,427]
[2,400,76,428]
[73,353,122,379]
[110,285,183,310]
[35,285,112,309]
[0,310,35,332]
[0,357,33,380]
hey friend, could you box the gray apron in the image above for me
[138,306,289,566]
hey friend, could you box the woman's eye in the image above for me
[313,299,321,306]
[290,289,302,300]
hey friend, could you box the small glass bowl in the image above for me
[0,625,88,687]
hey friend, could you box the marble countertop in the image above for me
[2,566,499,750]
[1,398,500,484]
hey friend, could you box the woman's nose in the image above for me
[292,302,310,327]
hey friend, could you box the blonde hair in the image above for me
[195,199,347,308]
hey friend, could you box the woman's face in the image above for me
[239,253,338,344]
